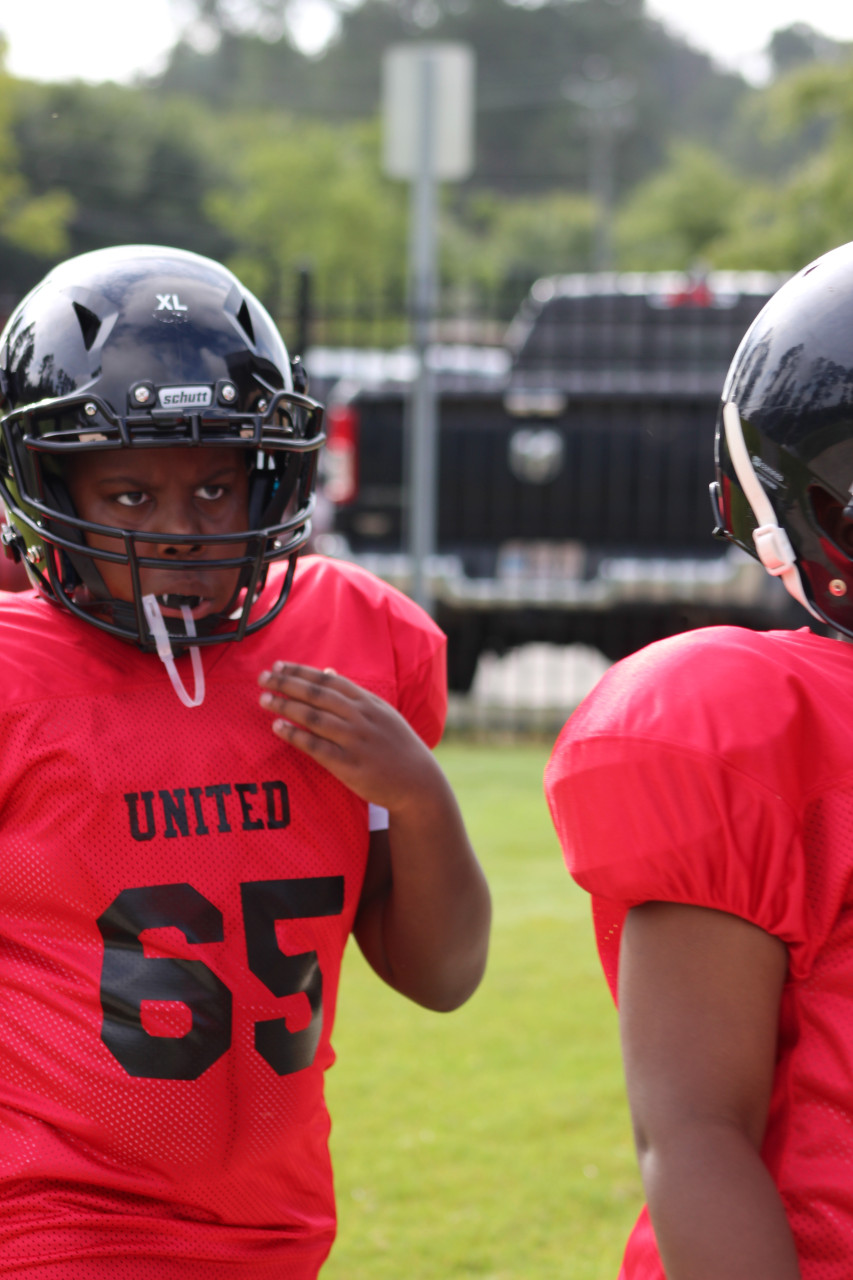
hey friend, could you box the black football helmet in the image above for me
[0,244,324,652]
[711,239,853,638]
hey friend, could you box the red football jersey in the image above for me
[545,625,853,1280]
[0,556,446,1278]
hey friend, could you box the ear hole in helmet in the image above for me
[810,484,853,559]
[235,299,255,345]
[72,302,102,352]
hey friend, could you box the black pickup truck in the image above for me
[309,270,796,691]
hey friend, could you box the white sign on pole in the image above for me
[382,42,475,182]
[381,41,475,614]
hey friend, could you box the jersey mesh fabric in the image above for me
[544,625,853,1280]
[0,556,446,1278]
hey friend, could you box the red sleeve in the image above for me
[382,588,447,749]
[544,634,812,995]
[285,557,448,748]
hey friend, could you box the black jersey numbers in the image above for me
[97,884,231,1080]
[241,879,344,1076]
[96,877,345,1081]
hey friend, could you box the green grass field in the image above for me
[323,742,643,1280]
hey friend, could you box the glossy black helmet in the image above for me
[0,244,324,650]
[711,240,853,637]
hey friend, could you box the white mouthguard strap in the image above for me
[142,594,206,709]
[722,401,818,619]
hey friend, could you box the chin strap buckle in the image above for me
[752,523,796,576]
[1,522,24,562]
[722,401,820,620]
[142,594,206,709]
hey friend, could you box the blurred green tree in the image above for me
[162,0,749,201]
[206,114,408,317]
[444,188,596,286]
[710,57,853,269]
[612,54,853,275]
[614,142,740,269]
[8,79,232,297]
[0,47,73,306]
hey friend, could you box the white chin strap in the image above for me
[722,401,819,619]
[142,594,206,708]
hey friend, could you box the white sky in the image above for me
[645,0,853,82]
[0,0,852,86]
[0,0,182,83]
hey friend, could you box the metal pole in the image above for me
[562,74,634,276]
[294,263,312,362]
[408,50,438,615]
[590,111,615,273]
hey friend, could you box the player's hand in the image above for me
[258,662,440,813]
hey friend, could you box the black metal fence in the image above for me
[277,267,802,734]
[276,267,533,359]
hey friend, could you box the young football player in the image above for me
[0,244,491,1278]
[545,240,853,1280]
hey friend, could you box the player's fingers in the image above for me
[259,688,358,739]
[258,665,356,717]
[269,714,372,782]
[268,661,360,701]
[260,691,329,732]
[260,691,368,748]
[270,715,348,764]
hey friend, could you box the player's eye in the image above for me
[196,484,226,501]
[115,491,149,508]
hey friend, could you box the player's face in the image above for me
[64,446,250,620]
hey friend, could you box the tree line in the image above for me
[0,0,851,325]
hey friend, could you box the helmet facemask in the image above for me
[0,387,323,651]
[0,244,325,656]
